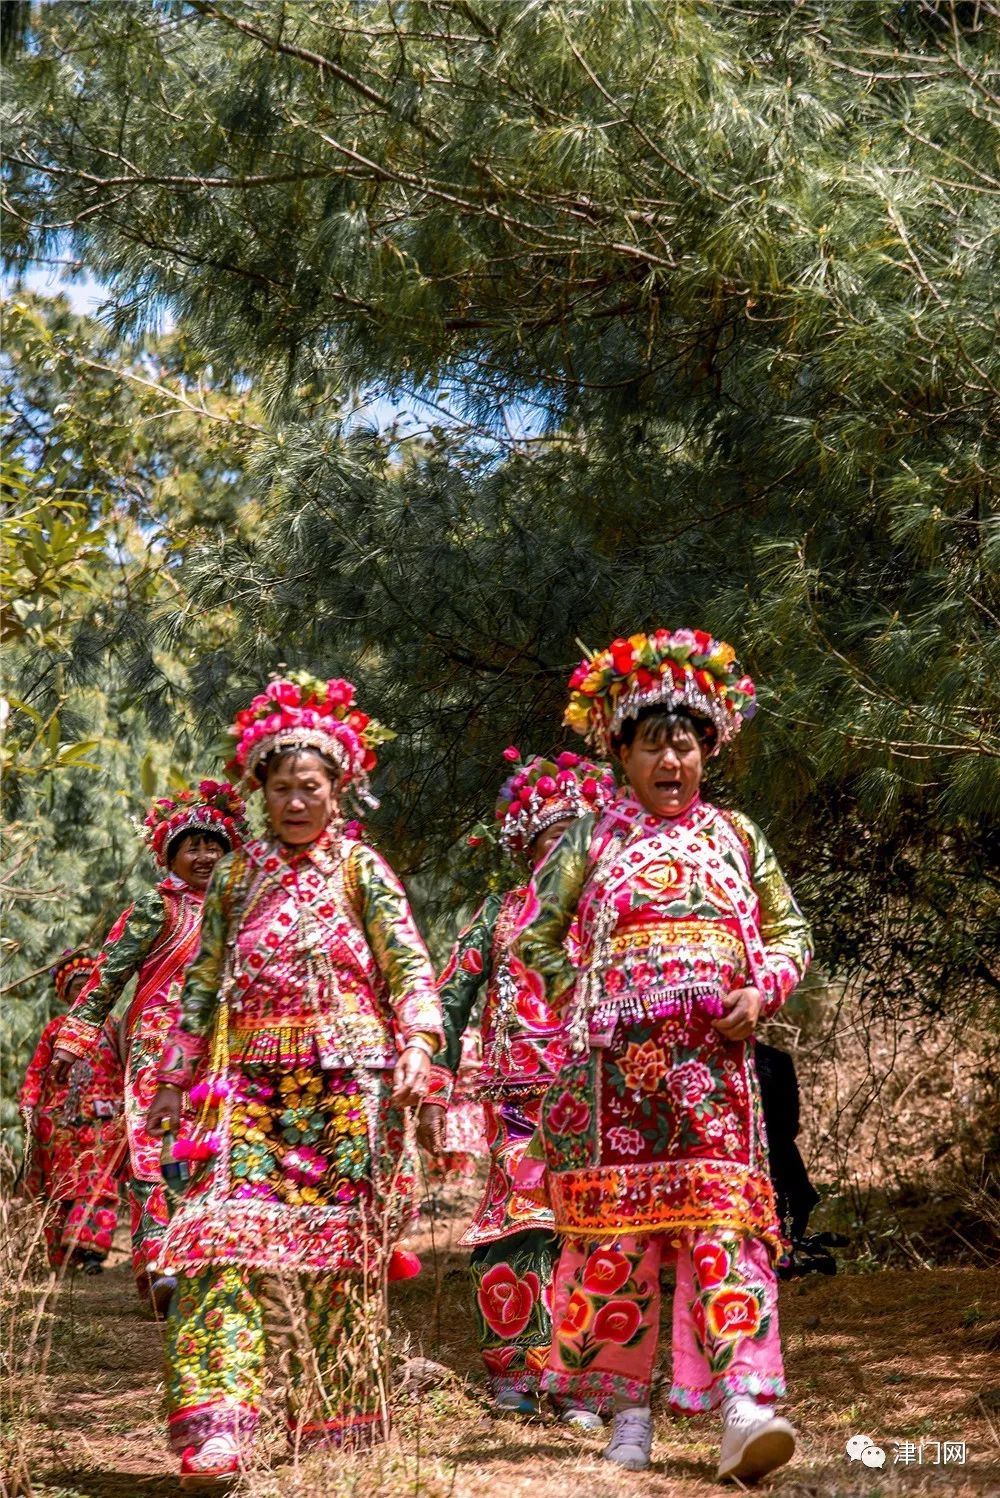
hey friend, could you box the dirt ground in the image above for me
[9,1185,1000,1498]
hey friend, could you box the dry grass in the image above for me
[7,1005,1000,1498]
[7,1175,1000,1498]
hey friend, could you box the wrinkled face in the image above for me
[264,750,337,845]
[618,721,705,818]
[529,817,573,868]
[169,831,227,891]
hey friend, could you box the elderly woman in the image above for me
[513,630,812,1482]
[50,783,248,1310]
[145,673,442,1488]
[419,749,615,1421]
[20,951,125,1273]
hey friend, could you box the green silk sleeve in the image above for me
[730,812,813,1013]
[512,814,593,1010]
[59,891,164,1056]
[351,843,443,1044]
[175,858,232,1042]
[435,893,502,1076]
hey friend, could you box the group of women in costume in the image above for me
[21,627,812,1489]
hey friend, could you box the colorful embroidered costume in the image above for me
[422,1028,487,1181]
[20,954,125,1270]
[154,673,442,1461]
[57,784,247,1290]
[428,751,615,1400]
[515,632,812,1418]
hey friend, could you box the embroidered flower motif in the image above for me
[693,1240,731,1289]
[607,1125,644,1157]
[618,1038,669,1094]
[547,1089,591,1135]
[592,1299,643,1345]
[706,1287,762,1341]
[561,1290,592,1336]
[581,1247,632,1296]
[501,1038,540,1076]
[482,1345,520,1375]
[666,1059,715,1108]
[460,947,485,975]
[476,1263,539,1339]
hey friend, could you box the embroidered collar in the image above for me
[604,790,705,834]
[158,871,206,900]
[275,827,345,878]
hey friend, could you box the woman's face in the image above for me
[169,832,226,891]
[619,722,705,818]
[63,973,89,1007]
[264,751,337,845]
[529,817,573,868]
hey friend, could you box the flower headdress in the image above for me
[143,780,249,867]
[564,629,756,757]
[51,949,98,1003]
[487,748,617,856]
[225,671,393,805]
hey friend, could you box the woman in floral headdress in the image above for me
[144,673,442,1487]
[50,782,248,1310]
[20,951,125,1273]
[514,630,812,1482]
[418,750,616,1423]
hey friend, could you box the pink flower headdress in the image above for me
[225,671,393,805]
[143,781,249,867]
[564,629,757,756]
[485,749,617,856]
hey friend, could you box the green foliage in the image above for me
[0,4,997,1034]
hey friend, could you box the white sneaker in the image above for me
[603,1407,652,1470]
[555,1400,605,1431]
[717,1404,795,1482]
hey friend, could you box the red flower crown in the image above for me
[225,671,394,804]
[485,749,617,856]
[565,629,757,756]
[143,780,249,867]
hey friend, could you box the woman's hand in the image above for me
[713,985,762,1042]
[49,1047,77,1085]
[146,1084,183,1136]
[417,1102,447,1155]
[391,1046,431,1108]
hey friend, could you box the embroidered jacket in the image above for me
[515,795,812,1034]
[53,875,207,1180]
[158,834,442,1086]
[56,876,207,1060]
[428,888,568,1107]
[20,1013,126,1202]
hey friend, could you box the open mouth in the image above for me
[654,777,683,796]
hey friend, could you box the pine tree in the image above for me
[1,3,997,1028]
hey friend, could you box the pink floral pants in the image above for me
[541,1229,786,1411]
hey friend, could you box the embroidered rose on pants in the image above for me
[666,1059,715,1107]
[477,1263,540,1339]
[692,1239,731,1289]
[592,1300,643,1345]
[581,1247,631,1296]
[706,1287,763,1341]
[560,1290,592,1336]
